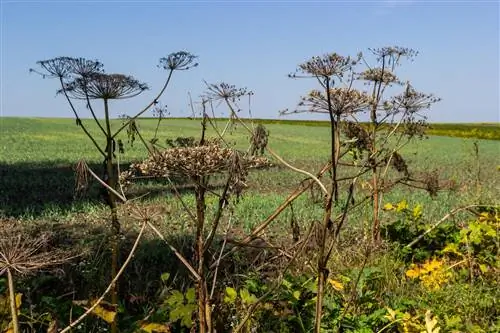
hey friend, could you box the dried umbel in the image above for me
[386,151,409,178]
[250,124,269,156]
[402,118,429,139]
[359,68,399,84]
[203,82,249,103]
[158,51,198,71]
[292,53,358,78]
[296,88,371,116]
[30,56,74,79]
[390,83,441,113]
[30,56,103,80]
[424,170,440,198]
[62,73,148,100]
[0,223,74,276]
[66,57,104,78]
[129,142,270,179]
[341,121,372,151]
[369,46,418,64]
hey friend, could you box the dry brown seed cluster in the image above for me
[360,68,399,84]
[297,53,355,78]
[388,151,409,177]
[301,88,372,116]
[342,121,373,151]
[121,142,272,183]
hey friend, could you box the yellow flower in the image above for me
[383,203,394,211]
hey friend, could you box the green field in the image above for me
[0,117,499,332]
[1,117,498,219]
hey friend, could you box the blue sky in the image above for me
[1,0,499,122]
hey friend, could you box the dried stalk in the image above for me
[59,221,146,333]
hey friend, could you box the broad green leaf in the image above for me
[165,290,184,307]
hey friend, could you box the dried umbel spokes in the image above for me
[65,57,104,78]
[391,83,441,113]
[293,53,357,78]
[341,121,372,151]
[402,118,429,139]
[203,82,249,102]
[0,223,74,275]
[30,56,75,79]
[296,88,371,116]
[74,159,90,195]
[360,68,399,84]
[62,73,148,100]
[126,141,271,179]
[159,51,198,71]
[369,46,418,64]
[126,203,165,222]
[152,104,168,118]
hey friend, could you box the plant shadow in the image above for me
[0,161,205,218]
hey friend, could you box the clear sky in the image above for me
[1,0,499,122]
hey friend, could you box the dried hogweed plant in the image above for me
[32,51,198,332]
[358,47,441,244]
[0,222,75,333]
[286,52,364,332]
[280,46,441,332]
[202,81,252,137]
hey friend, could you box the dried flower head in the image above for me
[359,68,399,84]
[250,124,269,156]
[341,121,372,151]
[386,152,409,177]
[62,73,148,100]
[126,203,165,223]
[292,53,358,78]
[390,82,441,113]
[158,51,198,71]
[130,141,270,178]
[369,46,418,64]
[292,88,371,116]
[30,57,103,80]
[203,82,249,103]
[30,56,75,79]
[0,223,75,276]
[423,170,440,198]
[66,57,104,78]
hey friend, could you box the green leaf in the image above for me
[165,290,184,307]
[169,304,195,328]
[240,288,257,305]
[160,272,170,283]
[185,288,196,304]
[282,279,292,289]
[292,290,301,300]
[224,287,237,304]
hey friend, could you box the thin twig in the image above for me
[146,221,201,281]
[86,164,127,203]
[406,205,481,248]
[59,221,147,333]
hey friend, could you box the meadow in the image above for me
[0,117,499,332]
